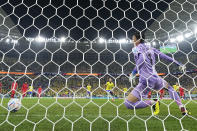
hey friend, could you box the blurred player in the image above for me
[179,86,185,100]
[86,83,91,98]
[123,87,128,98]
[11,81,18,98]
[28,85,33,97]
[105,78,115,101]
[173,82,179,95]
[37,86,42,98]
[65,91,69,97]
[125,32,190,115]
[21,82,28,98]
[159,88,165,99]
[147,91,151,99]
[159,76,167,99]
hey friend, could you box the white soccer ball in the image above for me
[8,98,21,112]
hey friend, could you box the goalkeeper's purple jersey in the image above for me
[132,43,180,84]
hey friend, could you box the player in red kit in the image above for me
[148,91,151,99]
[22,82,28,98]
[179,87,185,100]
[37,86,42,98]
[11,82,18,98]
[159,88,165,99]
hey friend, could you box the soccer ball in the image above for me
[8,98,21,112]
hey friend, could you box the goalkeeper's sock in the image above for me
[168,86,182,107]
[179,106,191,115]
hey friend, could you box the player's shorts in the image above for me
[28,92,32,95]
[22,89,28,93]
[87,91,91,95]
[180,92,184,96]
[11,90,15,94]
[124,92,128,95]
[38,90,42,93]
[106,90,111,93]
[131,75,166,100]
[106,90,114,96]
[160,89,164,94]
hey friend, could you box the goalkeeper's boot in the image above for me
[180,107,191,116]
[153,99,160,115]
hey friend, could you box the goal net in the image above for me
[0,0,197,130]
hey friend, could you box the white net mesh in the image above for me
[0,0,197,130]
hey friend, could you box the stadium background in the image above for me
[0,0,197,130]
[0,0,197,97]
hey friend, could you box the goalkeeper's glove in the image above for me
[179,65,186,73]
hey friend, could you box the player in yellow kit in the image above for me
[173,82,179,92]
[87,84,91,98]
[123,87,128,98]
[173,82,180,96]
[28,85,33,97]
[105,78,115,101]
[65,91,69,97]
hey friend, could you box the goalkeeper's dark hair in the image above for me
[133,32,145,43]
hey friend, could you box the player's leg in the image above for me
[124,83,155,110]
[183,92,185,100]
[148,91,151,99]
[22,89,26,98]
[87,91,90,98]
[38,93,41,98]
[159,92,162,99]
[183,93,185,100]
[22,91,25,98]
[11,90,15,98]
[167,86,183,107]
[156,78,189,115]
[24,89,28,97]
[180,93,184,100]
[109,91,114,101]
[160,89,165,99]
[29,92,32,98]
[156,78,182,106]
[180,93,182,99]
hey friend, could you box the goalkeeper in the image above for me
[125,32,189,115]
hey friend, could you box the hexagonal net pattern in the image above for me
[0,0,197,130]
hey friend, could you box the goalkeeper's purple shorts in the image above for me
[131,75,165,100]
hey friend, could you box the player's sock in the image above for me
[124,99,152,109]
[160,93,164,99]
[110,91,114,101]
[168,86,183,107]
[11,94,14,98]
[179,105,191,115]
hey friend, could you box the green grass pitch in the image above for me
[0,98,197,131]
